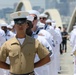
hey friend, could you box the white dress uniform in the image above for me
[0,29,8,75]
[44,25,60,75]
[44,25,56,38]
[34,35,54,75]
[55,28,62,73]
[38,29,53,46]
[70,26,76,75]
[70,27,76,48]
[5,30,16,41]
[72,43,76,75]
[38,29,58,75]
[0,29,6,46]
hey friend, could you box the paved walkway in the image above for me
[59,40,74,75]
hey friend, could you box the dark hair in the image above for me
[34,16,37,20]
[58,26,61,30]
[26,20,33,36]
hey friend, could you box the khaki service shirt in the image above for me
[0,35,49,74]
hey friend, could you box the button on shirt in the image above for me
[0,35,49,74]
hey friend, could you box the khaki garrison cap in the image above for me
[10,11,29,20]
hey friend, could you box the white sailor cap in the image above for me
[46,19,52,23]
[0,23,8,27]
[39,13,48,18]
[28,10,40,17]
[7,25,13,29]
[52,20,56,28]
[26,15,34,22]
[10,11,29,20]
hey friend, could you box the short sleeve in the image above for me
[0,43,8,62]
[37,41,50,59]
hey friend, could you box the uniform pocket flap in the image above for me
[9,51,19,57]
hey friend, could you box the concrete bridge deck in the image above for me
[59,40,74,75]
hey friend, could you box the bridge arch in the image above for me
[15,0,32,11]
[67,7,76,32]
[44,9,63,28]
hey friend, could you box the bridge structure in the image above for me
[67,7,76,32]
[15,0,63,28]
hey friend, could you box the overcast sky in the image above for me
[0,0,19,9]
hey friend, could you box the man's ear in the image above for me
[26,24,29,29]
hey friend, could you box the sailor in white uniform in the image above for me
[0,23,16,75]
[55,27,62,73]
[0,23,16,41]
[0,28,6,46]
[0,28,9,75]
[70,25,76,75]
[39,14,60,75]
[38,29,58,75]
[46,19,62,73]
[71,36,76,75]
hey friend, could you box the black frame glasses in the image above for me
[39,17,47,20]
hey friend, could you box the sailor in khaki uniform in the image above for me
[0,11,50,75]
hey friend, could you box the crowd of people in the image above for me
[0,10,69,75]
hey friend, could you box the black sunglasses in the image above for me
[39,17,46,20]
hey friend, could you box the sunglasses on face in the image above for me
[39,17,47,20]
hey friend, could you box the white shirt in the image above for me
[17,38,25,45]
[44,25,56,38]
[38,29,55,48]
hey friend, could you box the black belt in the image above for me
[10,71,34,75]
